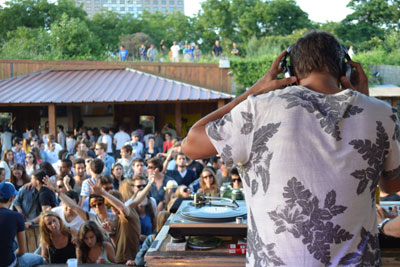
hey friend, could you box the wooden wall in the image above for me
[0,59,232,93]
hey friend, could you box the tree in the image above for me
[50,13,103,59]
[258,0,312,36]
[88,10,123,52]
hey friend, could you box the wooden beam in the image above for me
[175,103,182,138]
[67,106,74,132]
[48,104,56,136]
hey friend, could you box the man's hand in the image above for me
[376,204,398,224]
[43,176,57,192]
[25,221,32,229]
[340,60,369,96]
[23,182,34,190]
[88,179,103,195]
[247,51,297,96]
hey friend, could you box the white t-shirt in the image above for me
[206,86,400,267]
[52,206,85,232]
[99,134,113,153]
[171,45,180,58]
[114,131,131,150]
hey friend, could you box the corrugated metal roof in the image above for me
[0,68,234,104]
[369,84,400,98]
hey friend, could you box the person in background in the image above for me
[162,132,173,153]
[165,152,197,186]
[31,147,43,164]
[119,45,129,61]
[193,45,202,62]
[167,185,192,213]
[0,182,44,267]
[113,126,130,159]
[147,44,157,62]
[212,40,223,58]
[80,158,104,206]
[0,126,13,157]
[97,127,113,156]
[139,44,147,61]
[132,158,146,176]
[39,210,76,264]
[72,158,87,195]
[66,132,76,154]
[231,42,239,56]
[126,131,144,160]
[95,142,114,176]
[230,167,243,189]
[0,167,5,182]
[25,151,39,177]
[348,45,355,59]
[196,167,219,196]
[52,190,85,232]
[10,163,30,191]
[111,163,125,190]
[76,221,115,263]
[170,41,180,62]
[117,144,134,179]
[144,136,160,160]
[147,157,174,205]
[0,148,14,180]
[57,125,66,149]
[12,137,25,167]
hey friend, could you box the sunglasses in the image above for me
[90,202,104,208]
[104,186,113,191]
[202,175,214,179]
[147,165,155,169]
[57,185,64,189]
[133,184,146,190]
[232,178,242,183]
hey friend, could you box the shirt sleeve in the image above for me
[382,109,400,180]
[39,190,55,208]
[16,212,25,232]
[80,180,91,197]
[205,96,256,166]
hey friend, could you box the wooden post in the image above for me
[218,99,225,109]
[67,106,74,132]
[392,98,398,108]
[175,103,182,138]
[48,104,56,136]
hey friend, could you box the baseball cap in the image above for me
[0,182,18,199]
[164,180,178,191]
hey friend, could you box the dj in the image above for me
[182,31,400,266]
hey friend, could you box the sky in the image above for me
[185,0,353,23]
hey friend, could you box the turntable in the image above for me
[169,193,248,238]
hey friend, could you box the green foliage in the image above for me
[49,13,104,60]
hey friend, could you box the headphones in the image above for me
[280,44,352,81]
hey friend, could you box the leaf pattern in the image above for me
[349,121,389,198]
[390,108,400,142]
[339,227,381,266]
[240,111,254,135]
[247,209,285,266]
[268,177,353,266]
[220,145,234,166]
[243,123,281,195]
[279,89,363,141]
[206,112,233,141]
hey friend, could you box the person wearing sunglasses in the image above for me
[197,167,219,197]
[146,157,174,205]
[230,167,243,189]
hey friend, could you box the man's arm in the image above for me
[127,178,154,208]
[379,178,400,195]
[181,51,296,160]
[15,231,26,256]
[58,192,88,221]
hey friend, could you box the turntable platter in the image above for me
[180,200,247,222]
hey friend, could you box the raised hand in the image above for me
[88,178,103,195]
[340,60,369,96]
[43,176,57,192]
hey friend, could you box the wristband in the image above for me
[378,218,390,235]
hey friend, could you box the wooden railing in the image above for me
[0,60,232,93]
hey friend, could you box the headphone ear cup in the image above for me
[288,65,294,77]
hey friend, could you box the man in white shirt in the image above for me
[170,41,180,62]
[98,127,113,156]
[52,190,84,232]
[113,126,130,158]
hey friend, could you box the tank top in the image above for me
[48,234,76,263]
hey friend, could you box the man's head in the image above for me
[74,158,86,178]
[175,152,187,169]
[100,127,108,135]
[78,141,90,152]
[13,137,23,150]
[131,132,139,143]
[215,40,220,46]
[147,157,163,175]
[32,170,46,188]
[63,190,79,217]
[211,155,222,170]
[0,182,18,205]
[99,175,113,192]
[57,125,64,132]
[95,142,107,156]
[89,194,106,214]
[121,144,132,159]
[59,159,72,176]
[133,158,145,175]
[90,158,104,176]
[290,31,347,80]
[120,45,125,50]
[131,174,147,195]
[173,41,177,45]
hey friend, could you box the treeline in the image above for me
[0,0,400,89]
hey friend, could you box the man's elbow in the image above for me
[380,178,400,195]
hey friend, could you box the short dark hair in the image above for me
[61,159,73,168]
[58,149,68,160]
[147,157,163,172]
[100,127,108,134]
[13,137,22,146]
[73,158,85,167]
[290,31,345,80]
[65,190,79,204]
[57,125,64,131]
[32,170,46,184]
[121,144,132,154]
[90,158,104,175]
[174,152,186,161]
[230,167,239,176]
[99,175,113,186]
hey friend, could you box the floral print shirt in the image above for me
[206,86,400,267]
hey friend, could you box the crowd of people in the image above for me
[0,122,242,266]
[118,40,240,63]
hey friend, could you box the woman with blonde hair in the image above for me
[0,148,14,180]
[197,167,220,196]
[39,210,76,263]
